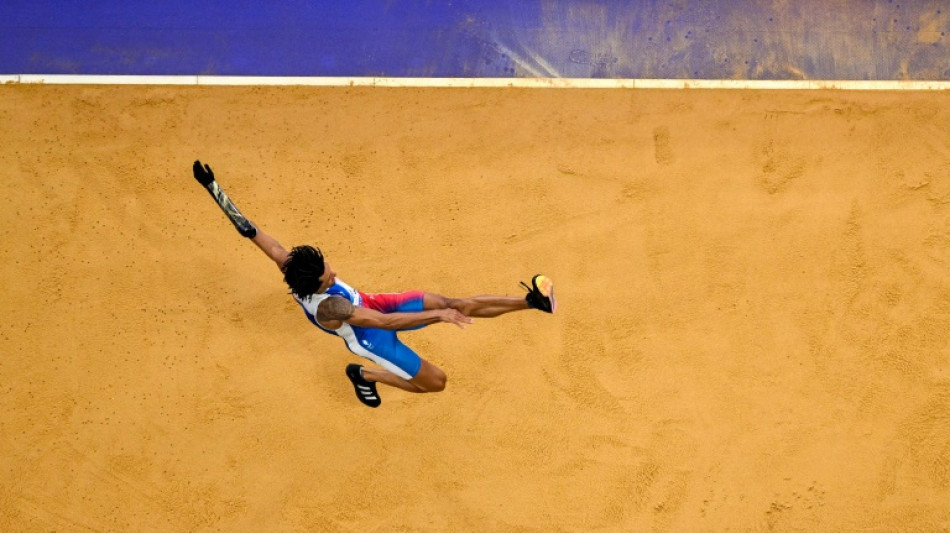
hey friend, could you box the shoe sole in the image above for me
[533,275,557,314]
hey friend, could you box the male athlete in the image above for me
[192,160,556,408]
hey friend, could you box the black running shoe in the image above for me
[520,274,556,314]
[345,364,381,408]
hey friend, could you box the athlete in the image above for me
[192,160,556,408]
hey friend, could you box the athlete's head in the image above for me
[282,245,327,297]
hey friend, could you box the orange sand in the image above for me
[1,85,949,531]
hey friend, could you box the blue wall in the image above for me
[2,1,948,79]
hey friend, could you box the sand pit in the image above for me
[1,84,949,531]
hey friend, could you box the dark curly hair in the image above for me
[282,245,326,298]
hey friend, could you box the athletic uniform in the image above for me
[293,280,426,380]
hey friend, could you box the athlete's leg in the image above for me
[423,293,529,318]
[353,328,446,394]
[361,359,446,393]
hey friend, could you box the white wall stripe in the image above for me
[2,74,949,90]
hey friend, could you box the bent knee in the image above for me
[421,369,447,393]
[412,359,448,392]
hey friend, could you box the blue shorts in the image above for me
[349,291,426,379]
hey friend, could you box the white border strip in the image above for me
[2,74,949,90]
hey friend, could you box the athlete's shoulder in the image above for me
[325,279,362,305]
[317,295,355,321]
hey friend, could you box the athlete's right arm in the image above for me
[317,296,472,330]
[191,161,290,273]
[251,229,290,272]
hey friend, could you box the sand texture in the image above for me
[2,85,949,531]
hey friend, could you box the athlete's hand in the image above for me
[193,160,215,187]
[438,308,474,329]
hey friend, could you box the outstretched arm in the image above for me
[251,229,290,272]
[192,160,288,272]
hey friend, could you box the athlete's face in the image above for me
[317,261,337,293]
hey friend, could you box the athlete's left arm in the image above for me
[347,306,471,330]
[319,297,472,330]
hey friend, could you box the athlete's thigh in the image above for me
[363,290,426,313]
[354,328,422,379]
